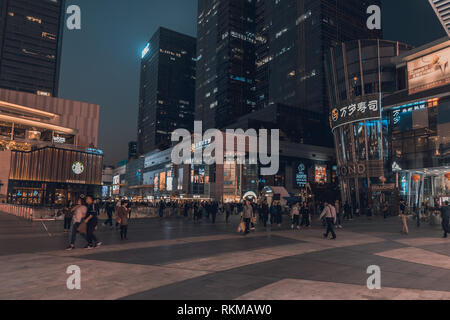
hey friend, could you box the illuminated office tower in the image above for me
[0,0,65,97]
[137,27,196,155]
[195,0,257,130]
[428,0,450,37]
[255,0,383,116]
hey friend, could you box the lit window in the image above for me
[41,32,56,40]
[37,91,51,97]
[26,16,42,24]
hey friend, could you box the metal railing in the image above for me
[0,204,57,221]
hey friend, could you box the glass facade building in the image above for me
[255,0,382,140]
[0,0,65,97]
[325,39,412,210]
[195,0,257,130]
[326,38,450,212]
[138,27,196,155]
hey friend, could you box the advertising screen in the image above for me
[315,165,328,184]
[112,175,120,195]
[408,46,450,94]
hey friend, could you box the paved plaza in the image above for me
[0,212,449,300]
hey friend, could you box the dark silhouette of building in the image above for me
[128,141,137,160]
[255,0,383,117]
[137,27,196,155]
[195,0,257,130]
[0,0,66,97]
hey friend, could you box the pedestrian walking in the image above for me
[335,200,343,228]
[382,201,388,220]
[103,198,115,229]
[276,202,282,227]
[440,201,450,238]
[66,198,88,250]
[269,202,277,226]
[63,200,74,232]
[84,196,102,249]
[300,202,311,229]
[291,202,300,230]
[261,200,269,228]
[117,200,129,240]
[211,201,218,224]
[225,202,232,223]
[344,202,353,221]
[319,201,337,240]
[242,200,253,235]
[416,202,424,227]
[399,199,409,235]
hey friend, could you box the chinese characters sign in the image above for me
[330,94,381,129]
[296,163,307,188]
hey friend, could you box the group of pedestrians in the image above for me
[399,199,450,238]
[61,195,450,251]
[64,197,131,251]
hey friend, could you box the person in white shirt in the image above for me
[291,203,301,230]
[66,198,88,250]
[319,201,337,239]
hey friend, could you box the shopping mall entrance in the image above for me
[397,167,450,209]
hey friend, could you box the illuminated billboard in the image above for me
[315,165,328,184]
[408,46,450,94]
[112,175,120,195]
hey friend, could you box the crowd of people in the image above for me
[398,199,450,238]
[61,195,450,250]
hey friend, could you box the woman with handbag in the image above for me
[66,198,88,250]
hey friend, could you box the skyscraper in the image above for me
[0,0,65,97]
[428,0,450,37]
[137,27,196,155]
[255,0,383,116]
[195,0,257,130]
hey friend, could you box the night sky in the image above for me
[58,0,446,166]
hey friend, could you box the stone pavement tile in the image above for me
[163,242,329,272]
[417,242,450,257]
[335,240,407,255]
[121,271,279,300]
[376,247,450,270]
[271,230,385,248]
[394,237,450,248]
[45,233,267,258]
[236,279,450,300]
[76,235,300,266]
[0,253,208,300]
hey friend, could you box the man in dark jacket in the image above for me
[261,201,269,228]
[441,201,450,238]
[211,201,218,224]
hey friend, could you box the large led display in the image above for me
[408,46,450,94]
